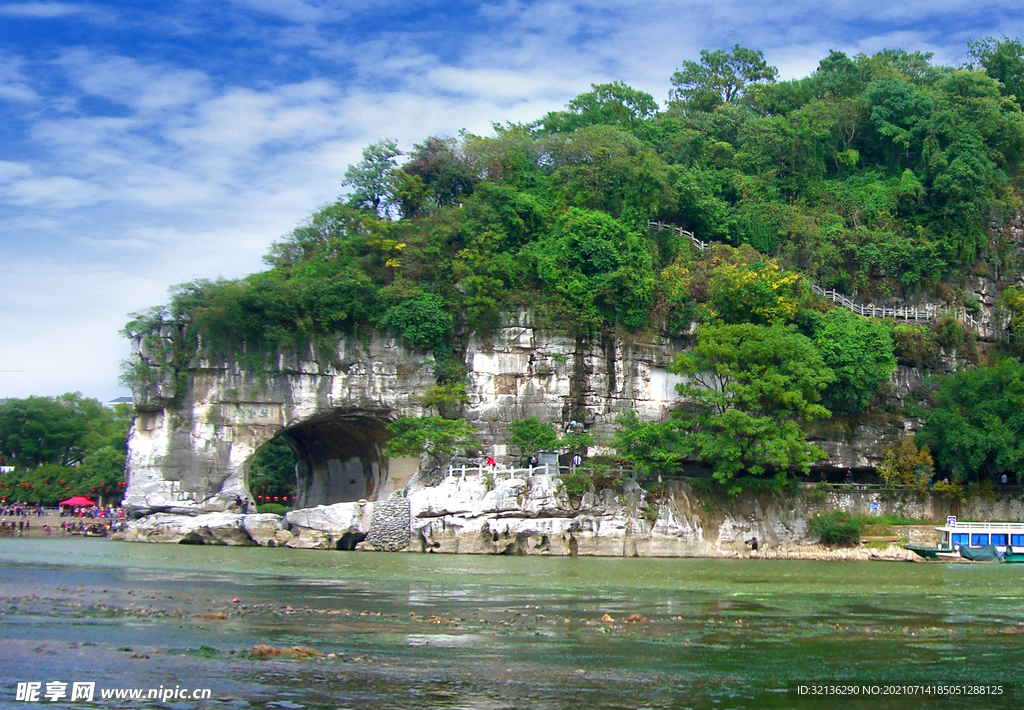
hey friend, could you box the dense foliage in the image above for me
[0,394,131,505]
[248,436,298,503]
[916,358,1024,485]
[122,39,1024,488]
[671,323,833,487]
[384,416,479,468]
[134,39,1024,365]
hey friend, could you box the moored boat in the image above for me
[907,518,1024,562]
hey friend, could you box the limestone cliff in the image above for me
[123,310,938,516]
[124,313,694,515]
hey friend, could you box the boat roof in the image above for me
[935,521,1024,533]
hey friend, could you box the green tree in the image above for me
[999,286,1024,337]
[916,359,1024,484]
[381,293,452,351]
[507,417,560,458]
[342,139,402,218]
[547,124,671,218]
[401,136,476,208]
[670,45,778,111]
[264,203,382,268]
[812,308,896,413]
[384,415,478,469]
[560,429,595,457]
[612,410,688,475]
[967,35,1024,103]
[671,323,833,486]
[79,446,128,502]
[0,393,126,468]
[534,208,655,330]
[541,82,658,134]
[249,436,297,502]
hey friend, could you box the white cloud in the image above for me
[0,52,38,102]
[55,49,212,112]
[0,174,103,207]
[0,2,88,18]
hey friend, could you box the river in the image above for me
[0,538,1020,709]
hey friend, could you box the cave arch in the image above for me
[243,408,421,510]
[259,409,395,509]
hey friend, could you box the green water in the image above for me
[0,539,1021,709]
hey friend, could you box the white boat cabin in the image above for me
[936,519,1024,553]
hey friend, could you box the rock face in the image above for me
[124,314,694,515]
[122,512,283,546]
[125,474,1014,560]
[124,310,935,517]
[284,502,374,549]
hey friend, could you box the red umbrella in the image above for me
[58,496,96,506]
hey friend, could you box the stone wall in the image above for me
[366,499,411,551]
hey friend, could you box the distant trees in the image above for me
[0,393,128,468]
[249,437,297,502]
[0,394,131,504]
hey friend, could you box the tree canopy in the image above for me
[916,359,1024,484]
[670,323,834,486]
[122,40,1024,488]
[0,394,131,505]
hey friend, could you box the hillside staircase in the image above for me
[647,220,1011,343]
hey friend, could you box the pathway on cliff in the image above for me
[647,220,1011,342]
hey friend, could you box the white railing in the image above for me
[445,463,554,480]
[648,219,1011,343]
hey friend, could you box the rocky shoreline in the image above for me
[114,473,921,562]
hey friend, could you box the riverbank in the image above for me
[0,511,122,538]
[115,474,951,560]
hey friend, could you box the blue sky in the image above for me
[1,0,1022,401]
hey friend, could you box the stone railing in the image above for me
[647,219,1011,343]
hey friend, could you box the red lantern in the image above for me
[65,486,71,491]
[274,496,279,502]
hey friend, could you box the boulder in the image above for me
[284,502,373,548]
[125,512,282,546]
